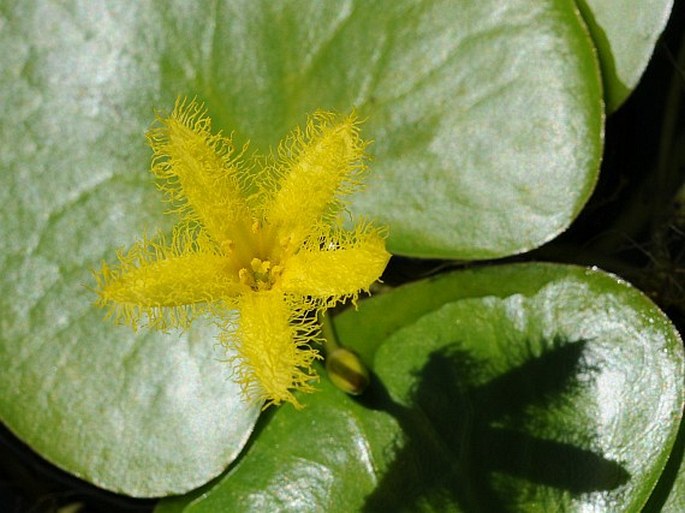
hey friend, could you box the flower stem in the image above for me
[319,311,341,354]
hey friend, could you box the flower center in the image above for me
[238,257,283,291]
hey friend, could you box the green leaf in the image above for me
[0,0,605,495]
[341,0,604,259]
[1,0,603,260]
[576,0,674,112]
[154,377,399,513]
[0,303,260,498]
[157,264,683,512]
[0,2,263,495]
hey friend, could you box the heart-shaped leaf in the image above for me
[156,264,683,512]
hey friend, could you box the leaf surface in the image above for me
[157,264,684,512]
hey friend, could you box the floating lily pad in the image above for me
[1,0,603,260]
[156,263,683,512]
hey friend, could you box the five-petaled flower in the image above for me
[94,98,390,408]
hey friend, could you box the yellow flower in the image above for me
[94,98,390,408]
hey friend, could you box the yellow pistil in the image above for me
[93,97,390,408]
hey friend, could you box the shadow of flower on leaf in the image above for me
[357,338,630,512]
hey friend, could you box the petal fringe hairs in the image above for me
[94,97,390,409]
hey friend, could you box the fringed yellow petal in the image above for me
[94,100,389,411]
[280,222,390,304]
[94,229,240,330]
[228,290,321,408]
[147,97,251,243]
[266,111,368,245]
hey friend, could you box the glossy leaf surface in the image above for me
[157,264,684,512]
[0,0,603,259]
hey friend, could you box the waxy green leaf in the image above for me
[1,0,603,261]
[157,264,683,512]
